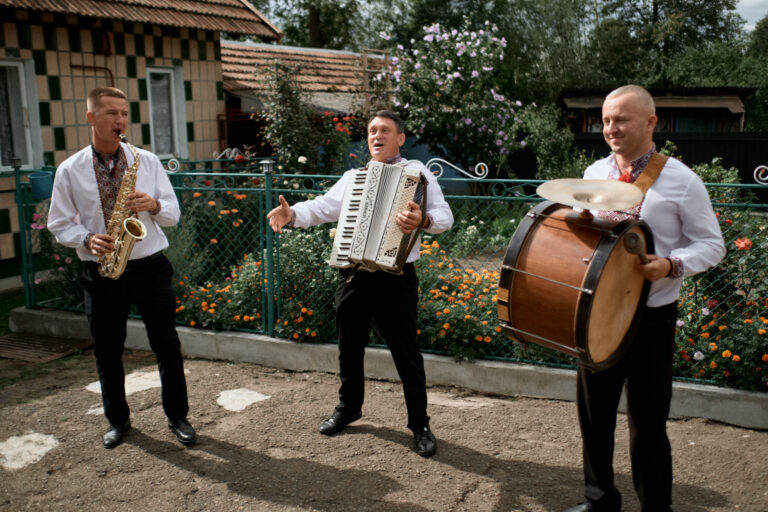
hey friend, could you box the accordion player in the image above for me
[328,160,428,274]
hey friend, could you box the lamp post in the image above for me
[261,158,276,335]
[11,156,34,307]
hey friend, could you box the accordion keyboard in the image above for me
[328,169,368,268]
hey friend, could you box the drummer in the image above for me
[562,85,725,512]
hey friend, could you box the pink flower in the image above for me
[54,254,60,260]
[33,213,41,221]
[65,257,72,264]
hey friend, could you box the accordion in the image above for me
[329,161,428,273]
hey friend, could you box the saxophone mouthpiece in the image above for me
[119,133,127,142]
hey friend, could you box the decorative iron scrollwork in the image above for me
[425,158,488,179]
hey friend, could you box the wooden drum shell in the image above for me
[497,201,652,371]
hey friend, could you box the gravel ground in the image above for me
[0,350,766,512]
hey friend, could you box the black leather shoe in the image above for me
[102,420,130,449]
[563,504,593,512]
[168,418,197,445]
[318,410,362,436]
[413,424,437,457]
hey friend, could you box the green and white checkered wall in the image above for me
[0,7,226,269]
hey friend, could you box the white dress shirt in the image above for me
[584,155,726,307]
[292,159,454,262]
[48,143,180,262]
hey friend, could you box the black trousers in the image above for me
[82,253,189,427]
[576,302,678,512]
[334,263,428,431]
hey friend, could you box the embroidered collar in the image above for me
[386,154,405,165]
[91,144,123,172]
[611,145,655,183]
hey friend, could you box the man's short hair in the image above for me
[605,85,655,115]
[368,110,405,134]
[87,87,127,113]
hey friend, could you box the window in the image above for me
[0,62,33,167]
[146,66,188,158]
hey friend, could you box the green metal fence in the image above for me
[11,160,768,390]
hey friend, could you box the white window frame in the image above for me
[146,66,188,159]
[0,59,42,169]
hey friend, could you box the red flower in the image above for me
[725,219,733,225]
[734,237,752,251]
[234,154,244,163]
[707,299,719,309]
[349,153,357,159]
[204,180,211,187]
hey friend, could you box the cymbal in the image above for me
[536,179,644,211]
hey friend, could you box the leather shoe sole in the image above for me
[102,421,130,449]
[562,504,593,512]
[318,410,362,436]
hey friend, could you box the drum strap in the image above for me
[633,153,668,195]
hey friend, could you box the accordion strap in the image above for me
[403,172,429,259]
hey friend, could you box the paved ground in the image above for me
[1,350,767,511]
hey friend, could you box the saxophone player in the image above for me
[48,87,196,449]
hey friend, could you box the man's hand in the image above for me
[638,254,672,281]
[267,195,293,233]
[88,233,116,257]
[396,201,427,234]
[125,192,158,213]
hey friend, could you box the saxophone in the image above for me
[98,134,148,279]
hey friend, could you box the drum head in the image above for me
[583,225,650,367]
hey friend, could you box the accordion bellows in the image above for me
[329,161,426,273]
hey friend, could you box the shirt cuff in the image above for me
[149,199,162,215]
[667,256,684,278]
[84,232,95,248]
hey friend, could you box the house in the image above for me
[220,40,389,149]
[559,87,753,134]
[0,0,281,285]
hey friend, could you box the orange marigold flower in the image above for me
[210,238,218,244]
[758,329,767,335]
[483,336,491,343]
[762,354,768,362]
[207,200,215,206]
[495,326,502,333]
[718,325,727,331]
[722,350,732,358]
[292,333,299,339]
[439,329,446,336]
[734,237,752,251]
[744,319,753,324]
[193,192,201,198]
[301,307,308,313]
[442,323,450,330]
[710,361,717,369]
[709,342,717,351]
[311,331,317,337]
[475,335,483,342]
[190,321,196,326]
[234,315,241,321]
[443,308,450,314]
[702,332,711,339]
[732,355,741,362]
[724,370,730,378]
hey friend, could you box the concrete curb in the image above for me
[10,307,768,430]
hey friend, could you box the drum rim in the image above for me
[576,219,654,371]
[497,200,559,343]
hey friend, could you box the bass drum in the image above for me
[496,201,653,371]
